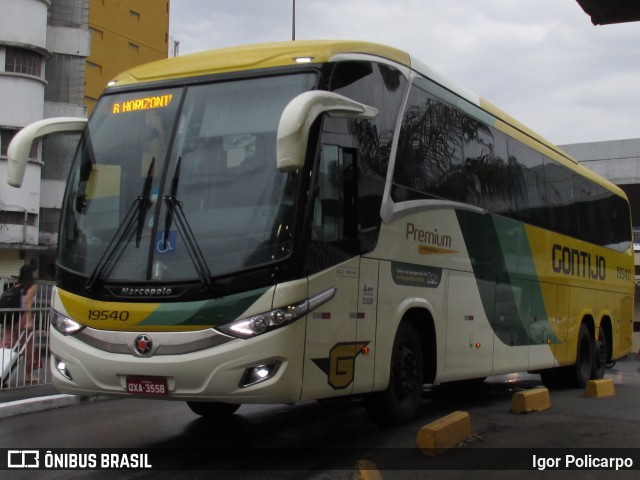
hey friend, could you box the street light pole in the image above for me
[292,0,296,41]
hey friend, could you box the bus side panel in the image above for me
[525,224,634,364]
[372,260,448,391]
[527,282,557,371]
[444,270,494,380]
[352,257,380,395]
[300,257,361,401]
[492,277,531,373]
[552,284,571,366]
[617,292,634,359]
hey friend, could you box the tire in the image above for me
[591,326,607,380]
[540,324,596,389]
[540,367,569,389]
[571,323,593,388]
[186,401,240,418]
[364,322,424,426]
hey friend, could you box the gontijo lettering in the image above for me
[112,94,173,114]
[552,244,606,280]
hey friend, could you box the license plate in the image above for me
[126,376,168,396]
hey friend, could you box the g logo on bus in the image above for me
[312,341,369,390]
[134,334,153,356]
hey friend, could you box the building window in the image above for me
[48,0,89,28]
[0,129,13,157]
[0,211,37,227]
[130,10,140,21]
[1,128,39,159]
[5,47,42,77]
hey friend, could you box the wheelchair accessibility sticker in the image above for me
[155,231,177,255]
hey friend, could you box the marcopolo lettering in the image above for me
[121,287,173,297]
[551,244,606,281]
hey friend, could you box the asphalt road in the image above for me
[2,357,640,479]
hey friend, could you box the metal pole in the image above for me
[292,0,296,41]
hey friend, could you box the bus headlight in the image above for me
[51,310,85,335]
[216,287,336,339]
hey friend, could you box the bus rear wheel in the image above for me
[592,326,608,380]
[364,321,423,426]
[186,401,241,418]
[540,323,593,389]
[571,323,593,388]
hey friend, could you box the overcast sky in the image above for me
[168,0,640,146]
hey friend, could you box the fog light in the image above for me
[240,362,280,388]
[54,357,73,381]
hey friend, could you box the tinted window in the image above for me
[393,85,463,202]
[507,138,546,225]
[463,118,510,212]
[390,76,630,251]
[326,62,407,251]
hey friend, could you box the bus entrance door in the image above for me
[301,256,362,401]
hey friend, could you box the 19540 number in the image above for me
[88,309,130,322]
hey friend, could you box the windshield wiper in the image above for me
[85,158,156,292]
[163,157,213,288]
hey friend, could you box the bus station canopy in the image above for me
[576,0,640,25]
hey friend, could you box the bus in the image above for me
[7,40,634,425]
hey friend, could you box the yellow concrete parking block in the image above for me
[585,378,615,398]
[416,410,471,456]
[352,459,383,480]
[511,387,551,414]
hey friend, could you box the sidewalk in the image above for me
[0,382,104,419]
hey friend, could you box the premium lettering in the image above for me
[551,244,606,281]
[405,223,452,248]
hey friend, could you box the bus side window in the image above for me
[311,145,357,242]
[306,145,358,273]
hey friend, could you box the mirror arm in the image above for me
[276,91,377,172]
[7,117,88,187]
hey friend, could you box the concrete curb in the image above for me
[0,394,109,419]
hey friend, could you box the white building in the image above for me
[0,0,90,280]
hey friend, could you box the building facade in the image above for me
[85,0,170,114]
[0,0,169,281]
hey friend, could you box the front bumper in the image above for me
[50,319,306,404]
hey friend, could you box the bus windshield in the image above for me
[59,73,316,284]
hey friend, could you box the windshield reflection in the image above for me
[59,74,315,284]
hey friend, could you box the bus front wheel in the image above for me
[364,321,423,426]
[186,401,241,418]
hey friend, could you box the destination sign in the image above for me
[112,94,173,114]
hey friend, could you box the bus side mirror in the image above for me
[276,91,378,172]
[7,117,88,188]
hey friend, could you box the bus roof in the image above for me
[110,40,411,86]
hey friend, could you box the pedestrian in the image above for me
[1,264,40,382]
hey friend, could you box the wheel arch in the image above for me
[581,314,596,341]
[401,307,437,384]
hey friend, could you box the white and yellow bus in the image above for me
[7,41,634,425]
